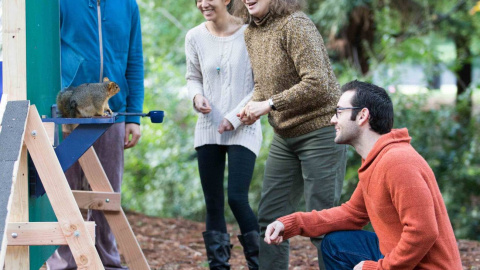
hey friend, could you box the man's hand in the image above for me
[264,221,285,245]
[125,123,141,149]
[218,118,234,134]
[237,100,270,125]
[194,94,212,114]
[354,261,365,270]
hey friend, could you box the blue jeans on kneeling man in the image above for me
[321,230,384,270]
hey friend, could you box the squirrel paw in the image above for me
[103,110,113,117]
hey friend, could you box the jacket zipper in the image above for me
[97,0,104,82]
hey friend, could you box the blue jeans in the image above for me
[321,230,384,270]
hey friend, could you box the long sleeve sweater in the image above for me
[185,23,262,156]
[244,11,340,138]
[278,129,462,269]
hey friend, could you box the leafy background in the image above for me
[122,0,480,240]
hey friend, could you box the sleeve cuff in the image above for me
[272,93,287,111]
[225,112,242,130]
[277,214,300,240]
[125,115,141,124]
[362,260,378,270]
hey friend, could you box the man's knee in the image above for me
[321,231,348,255]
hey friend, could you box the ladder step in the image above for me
[72,190,121,211]
[7,222,95,246]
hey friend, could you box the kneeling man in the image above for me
[264,80,462,270]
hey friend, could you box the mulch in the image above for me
[125,211,480,270]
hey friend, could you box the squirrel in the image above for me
[57,77,120,118]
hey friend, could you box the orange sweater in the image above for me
[278,129,462,269]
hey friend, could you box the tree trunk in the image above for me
[454,37,473,123]
[326,6,374,75]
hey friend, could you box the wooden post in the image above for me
[3,0,27,101]
[3,0,28,267]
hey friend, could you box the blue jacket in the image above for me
[60,0,144,124]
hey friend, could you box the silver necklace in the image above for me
[217,41,224,75]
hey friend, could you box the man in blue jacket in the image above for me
[47,0,144,269]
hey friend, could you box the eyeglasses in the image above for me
[335,107,362,118]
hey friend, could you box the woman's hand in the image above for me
[237,100,270,125]
[218,118,234,134]
[194,94,212,114]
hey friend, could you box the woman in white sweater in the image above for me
[185,0,262,269]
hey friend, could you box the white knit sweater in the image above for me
[185,23,262,156]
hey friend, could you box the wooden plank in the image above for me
[43,122,55,146]
[0,94,8,130]
[5,146,29,269]
[3,0,27,101]
[79,148,150,269]
[0,101,30,269]
[78,147,114,192]
[24,105,103,269]
[7,222,95,246]
[72,191,121,211]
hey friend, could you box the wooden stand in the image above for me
[75,145,150,269]
[0,101,149,269]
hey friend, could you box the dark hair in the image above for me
[341,80,394,134]
[234,0,305,23]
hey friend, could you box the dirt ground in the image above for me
[124,211,480,270]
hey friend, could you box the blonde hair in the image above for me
[233,0,305,23]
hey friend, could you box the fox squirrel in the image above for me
[57,77,120,118]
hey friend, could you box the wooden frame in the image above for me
[79,148,150,269]
[1,104,104,269]
[0,103,150,269]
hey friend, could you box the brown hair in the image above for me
[233,0,305,23]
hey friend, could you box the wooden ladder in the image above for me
[0,100,150,269]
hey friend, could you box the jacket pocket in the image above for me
[61,49,84,88]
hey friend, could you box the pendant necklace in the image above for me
[217,41,224,75]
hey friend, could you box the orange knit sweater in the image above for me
[278,129,462,269]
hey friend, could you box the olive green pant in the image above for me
[258,126,346,270]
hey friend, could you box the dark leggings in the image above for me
[197,144,259,234]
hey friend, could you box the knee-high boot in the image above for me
[237,231,259,270]
[202,231,232,270]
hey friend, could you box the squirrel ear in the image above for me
[103,77,110,82]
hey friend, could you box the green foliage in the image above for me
[122,0,480,240]
[123,0,204,219]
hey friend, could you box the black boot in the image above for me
[202,231,232,270]
[237,231,259,270]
